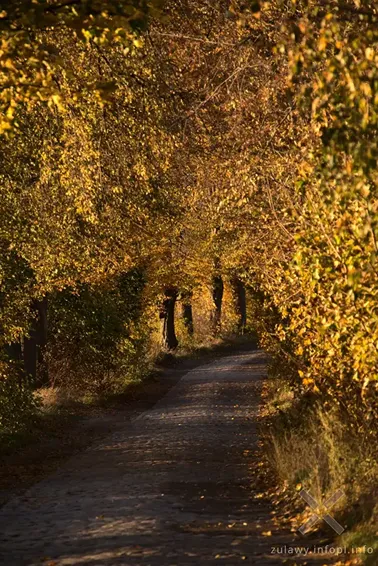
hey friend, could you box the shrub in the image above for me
[0,362,40,439]
[47,269,149,395]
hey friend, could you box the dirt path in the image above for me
[0,350,337,565]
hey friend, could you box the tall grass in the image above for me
[264,377,378,563]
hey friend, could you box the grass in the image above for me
[262,375,378,562]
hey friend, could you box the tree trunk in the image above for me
[160,288,179,350]
[231,276,247,333]
[23,297,49,386]
[211,275,224,336]
[181,291,194,336]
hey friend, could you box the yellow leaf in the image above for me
[318,36,327,51]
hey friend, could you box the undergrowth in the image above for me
[263,374,378,564]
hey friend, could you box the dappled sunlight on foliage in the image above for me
[0,0,378,555]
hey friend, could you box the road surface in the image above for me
[0,350,335,565]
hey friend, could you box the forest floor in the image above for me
[0,343,348,565]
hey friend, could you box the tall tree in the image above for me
[160,288,179,351]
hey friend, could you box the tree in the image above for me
[160,288,179,351]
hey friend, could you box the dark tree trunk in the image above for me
[211,275,224,336]
[160,288,179,350]
[181,291,194,336]
[231,276,247,333]
[23,297,49,386]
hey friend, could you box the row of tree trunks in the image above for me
[5,280,246,378]
[213,276,246,334]
[160,276,247,350]
[6,280,246,372]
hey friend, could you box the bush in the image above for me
[0,362,40,439]
[47,269,149,395]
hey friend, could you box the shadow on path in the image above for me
[0,350,337,565]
